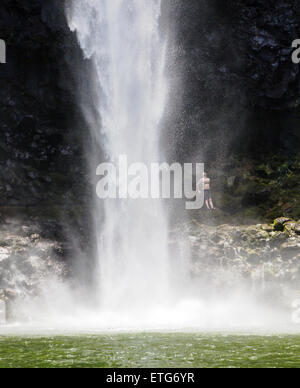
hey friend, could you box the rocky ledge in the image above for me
[174,217,300,299]
[1,213,300,321]
[0,215,69,305]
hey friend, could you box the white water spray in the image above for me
[53,0,295,332]
[0,1,297,335]
[68,0,173,318]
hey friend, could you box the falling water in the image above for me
[63,1,293,331]
[0,300,6,324]
[67,0,172,322]
[0,1,295,336]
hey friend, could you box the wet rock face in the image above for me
[1,1,299,219]
[165,0,300,156]
[178,218,300,293]
[227,0,300,109]
[164,0,300,220]
[0,0,90,207]
[0,218,69,298]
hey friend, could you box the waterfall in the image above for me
[0,299,5,324]
[67,0,171,319]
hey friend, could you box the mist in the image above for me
[1,0,300,337]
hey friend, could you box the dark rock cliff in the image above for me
[1,0,300,223]
[164,0,300,221]
[0,1,94,293]
[0,0,89,213]
[0,0,300,311]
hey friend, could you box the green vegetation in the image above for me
[209,154,300,222]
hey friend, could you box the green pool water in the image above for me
[0,333,299,368]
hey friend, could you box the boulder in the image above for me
[284,221,297,237]
[295,222,300,235]
[261,224,274,233]
[274,217,292,231]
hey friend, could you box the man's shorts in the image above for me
[204,189,212,201]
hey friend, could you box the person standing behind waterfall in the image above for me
[198,172,216,211]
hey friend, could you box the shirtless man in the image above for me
[198,172,216,211]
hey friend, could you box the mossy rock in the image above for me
[274,217,292,231]
[0,239,9,247]
[254,164,276,179]
[284,221,297,237]
[283,174,300,189]
[295,222,300,235]
[269,231,289,245]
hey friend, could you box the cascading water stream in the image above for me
[0,1,295,336]
[62,0,289,331]
[67,0,173,321]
